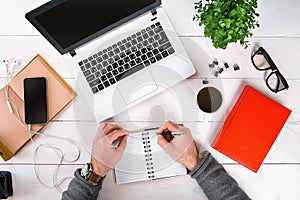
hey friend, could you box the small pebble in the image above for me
[224,62,229,69]
[202,80,209,84]
[214,71,219,77]
[213,59,218,65]
[218,67,224,74]
[233,63,240,71]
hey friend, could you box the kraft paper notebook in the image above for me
[115,129,187,184]
[212,85,291,173]
[0,54,75,161]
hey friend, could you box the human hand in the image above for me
[157,121,201,171]
[91,123,129,176]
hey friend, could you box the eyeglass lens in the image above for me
[252,53,270,70]
[267,72,288,92]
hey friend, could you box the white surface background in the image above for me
[1,0,300,199]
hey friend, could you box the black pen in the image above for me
[161,131,185,136]
[113,130,185,148]
[112,136,123,149]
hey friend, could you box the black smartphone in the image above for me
[24,77,48,124]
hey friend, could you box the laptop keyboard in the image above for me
[78,22,175,94]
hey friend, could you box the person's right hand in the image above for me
[157,121,201,171]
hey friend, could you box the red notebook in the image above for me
[212,85,291,172]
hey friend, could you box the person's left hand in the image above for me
[91,123,129,176]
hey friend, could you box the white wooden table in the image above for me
[1,0,300,199]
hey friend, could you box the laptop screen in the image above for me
[26,0,160,54]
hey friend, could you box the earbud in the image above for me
[3,59,10,74]
[13,61,18,67]
[13,60,20,67]
[2,59,20,114]
[11,60,20,76]
[2,59,20,66]
[2,59,20,77]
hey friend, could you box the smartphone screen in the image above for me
[24,77,48,124]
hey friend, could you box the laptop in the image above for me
[25,0,195,121]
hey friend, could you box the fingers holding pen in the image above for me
[157,121,180,133]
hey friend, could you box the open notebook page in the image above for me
[147,131,187,179]
[114,130,186,184]
[115,132,148,184]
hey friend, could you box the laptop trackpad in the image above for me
[118,71,158,105]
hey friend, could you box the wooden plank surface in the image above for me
[3,164,300,200]
[1,0,300,37]
[1,121,299,165]
[0,0,300,199]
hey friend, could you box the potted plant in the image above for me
[193,0,260,49]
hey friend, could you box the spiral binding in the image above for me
[142,132,155,179]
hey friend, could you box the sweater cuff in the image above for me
[188,150,211,178]
[74,169,104,188]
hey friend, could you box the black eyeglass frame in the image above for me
[251,47,289,93]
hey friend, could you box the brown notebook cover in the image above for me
[0,54,76,161]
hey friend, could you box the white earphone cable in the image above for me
[2,59,81,193]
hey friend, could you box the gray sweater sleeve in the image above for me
[61,169,103,200]
[189,151,251,200]
[62,151,250,200]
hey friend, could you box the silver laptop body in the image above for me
[26,1,195,121]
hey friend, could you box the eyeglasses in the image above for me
[251,47,289,93]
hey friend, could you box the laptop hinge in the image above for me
[70,50,77,57]
[151,9,157,16]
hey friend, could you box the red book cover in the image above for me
[212,85,291,172]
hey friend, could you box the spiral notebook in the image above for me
[115,129,187,184]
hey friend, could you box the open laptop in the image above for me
[25,0,195,121]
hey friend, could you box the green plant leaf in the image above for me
[193,0,259,49]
